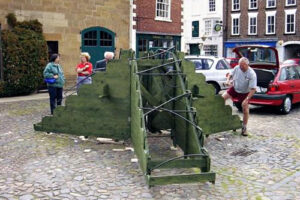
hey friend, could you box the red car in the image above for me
[282,58,300,65]
[225,57,239,68]
[232,46,300,114]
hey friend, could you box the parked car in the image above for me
[225,57,239,68]
[185,55,232,94]
[232,45,300,114]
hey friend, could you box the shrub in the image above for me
[0,13,48,97]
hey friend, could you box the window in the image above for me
[209,0,216,12]
[280,68,288,81]
[266,11,276,34]
[231,14,240,35]
[190,58,214,70]
[266,0,276,8]
[286,67,299,80]
[232,0,240,11]
[205,20,212,36]
[249,0,258,9]
[192,21,199,37]
[156,0,171,21]
[84,30,97,46]
[216,60,230,70]
[204,45,218,56]
[138,39,147,52]
[295,66,300,78]
[248,13,257,35]
[100,31,113,47]
[285,9,296,34]
[286,0,296,6]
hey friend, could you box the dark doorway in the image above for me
[189,44,200,55]
[47,41,59,60]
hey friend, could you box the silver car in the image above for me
[185,55,232,94]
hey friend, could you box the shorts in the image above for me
[227,87,249,103]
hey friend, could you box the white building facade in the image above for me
[183,0,223,56]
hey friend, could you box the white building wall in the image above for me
[183,0,223,57]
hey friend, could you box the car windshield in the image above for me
[188,58,214,70]
[236,47,277,65]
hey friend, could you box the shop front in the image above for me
[136,33,181,57]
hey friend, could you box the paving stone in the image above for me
[19,194,34,200]
[0,97,300,199]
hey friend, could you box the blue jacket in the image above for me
[43,62,65,88]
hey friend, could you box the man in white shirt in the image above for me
[222,57,257,136]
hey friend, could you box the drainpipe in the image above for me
[0,24,3,81]
[223,0,228,57]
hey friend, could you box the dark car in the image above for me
[232,45,300,114]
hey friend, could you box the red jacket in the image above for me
[76,62,93,76]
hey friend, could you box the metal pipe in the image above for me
[0,24,3,81]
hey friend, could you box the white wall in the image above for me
[183,0,223,56]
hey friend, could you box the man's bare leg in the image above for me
[241,102,249,136]
[222,92,232,101]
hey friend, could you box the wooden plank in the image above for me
[148,172,216,186]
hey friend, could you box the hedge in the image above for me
[0,13,48,97]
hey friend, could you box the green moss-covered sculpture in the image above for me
[34,49,241,186]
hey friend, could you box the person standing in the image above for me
[43,54,65,115]
[222,57,257,136]
[76,52,93,90]
[95,52,114,71]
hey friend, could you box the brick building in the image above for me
[132,0,183,56]
[223,0,300,61]
[0,0,130,82]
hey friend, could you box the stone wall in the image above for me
[0,0,130,83]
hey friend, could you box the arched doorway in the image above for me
[81,27,115,67]
[283,41,300,60]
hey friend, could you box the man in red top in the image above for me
[76,52,93,91]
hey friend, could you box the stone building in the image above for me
[223,0,300,61]
[0,0,131,82]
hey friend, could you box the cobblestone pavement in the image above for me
[0,99,299,200]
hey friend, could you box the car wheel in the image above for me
[280,96,292,114]
[210,82,221,95]
[234,102,243,112]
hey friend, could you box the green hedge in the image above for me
[0,13,48,97]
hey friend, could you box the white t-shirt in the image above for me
[231,65,257,94]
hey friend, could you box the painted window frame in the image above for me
[209,0,216,12]
[285,9,296,34]
[204,20,212,36]
[286,0,296,6]
[192,21,199,38]
[266,11,276,35]
[155,0,172,22]
[232,0,240,11]
[231,13,240,35]
[266,0,276,8]
[249,0,258,10]
[248,12,258,35]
